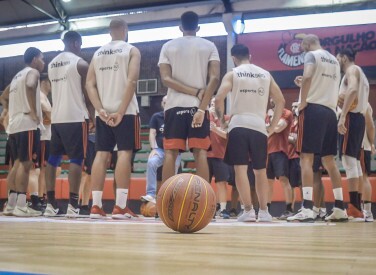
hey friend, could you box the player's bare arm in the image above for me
[268,77,285,134]
[108,47,141,127]
[86,60,109,123]
[214,71,233,129]
[78,59,95,123]
[159,63,205,100]
[338,66,360,135]
[25,69,40,123]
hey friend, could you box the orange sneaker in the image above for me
[90,205,106,219]
[347,204,364,220]
[112,205,138,220]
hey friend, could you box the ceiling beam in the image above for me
[20,0,60,21]
[49,0,69,29]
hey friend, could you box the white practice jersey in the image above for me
[339,65,369,114]
[158,36,220,111]
[229,64,271,136]
[302,49,340,112]
[8,67,42,134]
[92,40,139,115]
[40,91,52,141]
[48,52,88,123]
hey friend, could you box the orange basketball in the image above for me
[156,173,216,233]
[140,201,156,217]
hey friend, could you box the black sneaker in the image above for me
[219,209,230,219]
[278,210,294,220]
[79,205,90,217]
[229,208,237,218]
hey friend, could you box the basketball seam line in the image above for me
[191,177,208,231]
[177,174,194,231]
[161,174,179,228]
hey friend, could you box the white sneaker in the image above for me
[364,210,374,222]
[2,202,15,216]
[140,195,156,204]
[325,208,348,222]
[319,209,327,220]
[13,205,42,217]
[66,204,80,218]
[312,207,320,220]
[257,209,272,222]
[237,208,256,222]
[43,203,61,217]
[287,207,314,222]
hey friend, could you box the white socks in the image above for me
[116,189,128,209]
[8,192,17,207]
[92,191,103,208]
[302,187,313,201]
[16,194,27,208]
[364,202,371,212]
[333,188,344,201]
[220,202,226,211]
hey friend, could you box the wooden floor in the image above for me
[0,216,375,275]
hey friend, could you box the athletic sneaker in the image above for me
[319,209,327,220]
[13,205,42,217]
[278,210,294,220]
[219,209,230,219]
[229,208,237,218]
[324,207,348,222]
[90,205,106,219]
[347,204,364,220]
[287,207,314,222]
[2,201,15,216]
[237,208,256,222]
[363,210,374,222]
[112,205,138,220]
[140,195,156,204]
[257,209,272,222]
[78,205,90,217]
[66,204,81,218]
[43,203,63,217]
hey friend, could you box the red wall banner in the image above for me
[238,24,376,71]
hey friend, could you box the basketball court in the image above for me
[1,216,375,274]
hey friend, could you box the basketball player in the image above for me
[337,48,369,219]
[86,19,141,219]
[286,102,301,214]
[287,34,348,222]
[44,31,91,217]
[293,77,326,219]
[360,103,374,222]
[140,96,181,204]
[158,11,220,184]
[208,97,231,219]
[215,44,285,222]
[4,47,44,217]
[266,99,294,219]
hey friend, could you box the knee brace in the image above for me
[70,158,83,166]
[342,155,359,179]
[47,155,62,167]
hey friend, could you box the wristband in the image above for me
[197,109,205,114]
[196,89,201,97]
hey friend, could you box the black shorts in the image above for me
[267,151,289,179]
[297,103,337,157]
[39,140,50,167]
[225,127,267,170]
[5,138,13,166]
[164,107,210,151]
[95,115,141,152]
[288,158,301,187]
[228,162,255,187]
[312,154,323,173]
[360,149,371,176]
[84,140,95,175]
[50,121,87,159]
[208,157,230,183]
[339,112,365,159]
[9,129,40,164]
